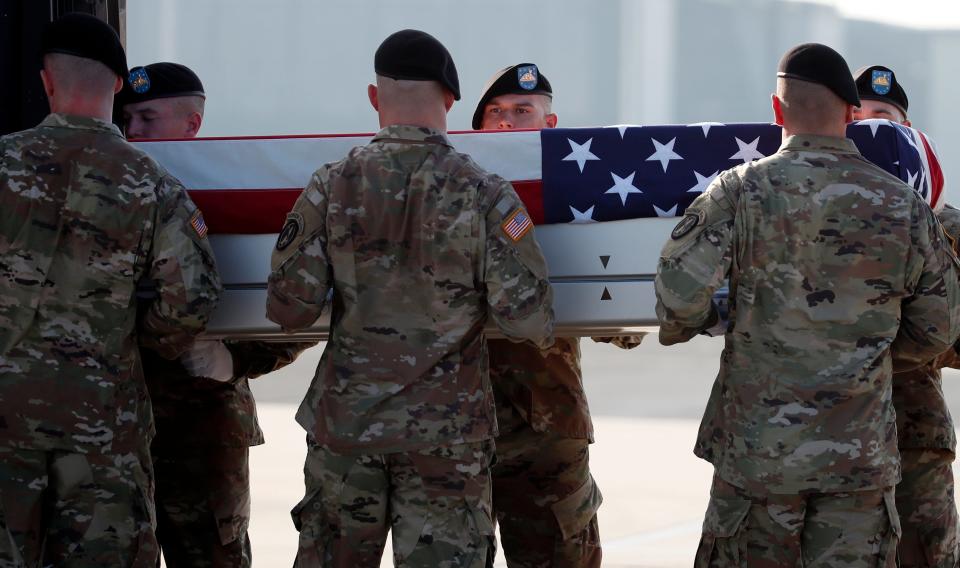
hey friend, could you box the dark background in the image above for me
[0,0,125,135]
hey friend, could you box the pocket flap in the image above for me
[550,474,603,540]
[883,489,902,538]
[290,488,322,533]
[702,496,751,538]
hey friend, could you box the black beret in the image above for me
[853,65,908,116]
[374,29,460,100]
[120,62,206,106]
[42,13,128,79]
[472,63,553,130]
[777,43,860,107]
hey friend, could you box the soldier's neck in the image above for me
[378,112,447,133]
[48,96,114,123]
[781,122,848,140]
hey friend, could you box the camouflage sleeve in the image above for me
[482,178,555,348]
[140,176,222,359]
[891,203,960,372]
[936,204,960,370]
[266,171,332,331]
[654,172,737,346]
[224,340,317,379]
[590,334,647,349]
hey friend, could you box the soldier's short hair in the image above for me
[43,53,117,96]
[776,77,848,131]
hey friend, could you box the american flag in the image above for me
[190,211,209,238]
[541,121,944,224]
[135,120,943,235]
[502,208,533,241]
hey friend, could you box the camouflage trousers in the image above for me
[897,448,959,567]
[292,437,495,567]
[492,401,602,568]
[152,445,252,568]
[0,445,158,567]
[696,475,899,567]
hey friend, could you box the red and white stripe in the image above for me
[136,130,544,234]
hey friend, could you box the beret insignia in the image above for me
[517,65,538,90]
[129,67,151,94]
[871,69,892,95]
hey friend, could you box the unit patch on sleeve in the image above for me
[501,208,534,242]
[670,211,702,240]
[275,212,304,251]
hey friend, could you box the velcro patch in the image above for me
[670,211,701,240]
[190,210,208,239]
[501,208,533,242]
[276,212,303,251]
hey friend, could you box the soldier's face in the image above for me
[122,98,198,140]
[853,100,908,125]
[480,94,557,130]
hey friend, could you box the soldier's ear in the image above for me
[771,94,785,127]
[545,113,558,128]
[843,104,855,125]
[185,111,203,138]
[442,90,455,112]
[40,69,55,101]
[367,84,379,112]
[112,75,123,95]
[902,118,912,128]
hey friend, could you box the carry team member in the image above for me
[267,30,555,566]
[657,43,960,565]
[473,63,645,567]
[0,14,221,566]
[854,64,960,567]
[119,62,312,568]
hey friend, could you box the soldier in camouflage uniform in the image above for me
[853,65,960,567]
[472,63,643,567]
[0,14,221,567]
[267,30,555,567]
[118,62,313,568]
[655,43,960,566]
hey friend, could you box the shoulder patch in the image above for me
[276,212,304,251]
[501,208,534,242]
[671,210,703,240]
[190,210,208,239]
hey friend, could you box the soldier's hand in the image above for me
[181,340,235,382]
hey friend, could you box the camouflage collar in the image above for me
[39,113,123,138]
[779,134,859,155]
[371,125,452,147]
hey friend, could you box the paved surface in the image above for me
[230,337,960,567]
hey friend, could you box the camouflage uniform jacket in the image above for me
[488,338,593,441]
[893,204,960,452]
[656,134,960,494]
[0,114,221,454]
[143,341,313,451]
[267,125,555,454]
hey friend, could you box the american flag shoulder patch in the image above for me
[501,207,533,242]
[190,210,208,238]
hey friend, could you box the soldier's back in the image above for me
[699,134,949,493]
[299,125,508,454]
[0,113,198,453]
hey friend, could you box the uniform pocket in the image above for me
[290,489,332,568]
[129,470,160,568]
[878,489,901,568]
[550,474,602,541]
[695,495,751,568]
[0,501,25,566]
[395,499,495,568]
